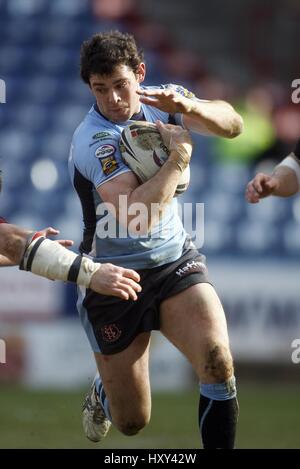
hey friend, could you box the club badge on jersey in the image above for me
[99,156,119,176]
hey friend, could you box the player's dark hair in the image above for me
[80,31,144,84]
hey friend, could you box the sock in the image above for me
[199,376,239,449]
[94,375,112,422]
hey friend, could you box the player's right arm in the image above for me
[97,122,192,232]
[246,141,300,203]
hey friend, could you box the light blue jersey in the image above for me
[68,84,194,269]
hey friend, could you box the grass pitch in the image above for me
[0,383,299,449]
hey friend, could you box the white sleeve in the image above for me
[277,154,300,190]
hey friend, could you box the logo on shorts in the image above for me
[175,260,207,278]
[101,324,122,343]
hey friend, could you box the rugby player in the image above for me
[70,31,243,449]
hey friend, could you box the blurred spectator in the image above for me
[91,0,136,21]
[254,105,300,171]
[212,84,276,165]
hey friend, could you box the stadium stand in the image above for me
[0,0,299,263]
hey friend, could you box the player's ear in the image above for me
[137,63,146,83]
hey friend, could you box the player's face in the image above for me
[89,63,146,123]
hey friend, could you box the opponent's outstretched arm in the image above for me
[0,224,72,267]
[0,223,141,300]
[246,150,300,203]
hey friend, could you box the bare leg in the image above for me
[94,332,152,436]
[160,283,238,449]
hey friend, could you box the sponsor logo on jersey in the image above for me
[95,144,118,175]
[92,131,112,140]
[95,144,116,158]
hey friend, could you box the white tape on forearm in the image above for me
[168,136,192,172]
[277,154,300,190]
[21,237,100,287]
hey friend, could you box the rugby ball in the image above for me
[119,121,190,196]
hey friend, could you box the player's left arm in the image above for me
[137,87,243,139]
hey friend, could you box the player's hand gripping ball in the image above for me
[120,121,190,196]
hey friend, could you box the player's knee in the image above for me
[204,343,233,382]
[117,414,150,436]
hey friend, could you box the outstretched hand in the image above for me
[90,263,142,301]
[137,88,192,114]
[39,226,74,248]
[245,173,279,203]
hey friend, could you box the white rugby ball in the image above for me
[119,121,190,196]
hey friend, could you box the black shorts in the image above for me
[79,249,211,355]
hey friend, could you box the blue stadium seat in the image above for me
[0,45,25,73]
[52,215,83,248]
[203,191,244,224]
[246,196,289,224]
[283,221,300,254]
[6,18,38,45]
[62,79,94,106]
[13,103,50,132]
[203,219,234,253]
[8,211,46,232]
[210,163,251,194]
[25,76,60,104]
[291,196,300,224]
[33,47,78,76]
[49,0,90,17]
[236,220,280,253]
[53,103,90,133]
[7,0,48,16]
[40,130,73,162]
[0,127,36,161]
